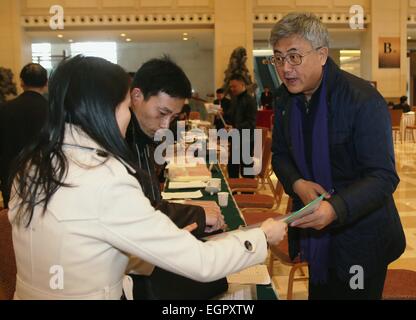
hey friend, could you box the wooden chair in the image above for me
[382,269,416,299]
[0,209,16,300]
[404,112,416,143]
[189,111,201,120]
[389,109,403,143]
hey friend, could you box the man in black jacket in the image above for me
[227,75,258,178]
[125,57,227,299]
[0,63,48,207]
[126,57,224,236]
[270,13,405,299]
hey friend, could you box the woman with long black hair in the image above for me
[8,55,287,300]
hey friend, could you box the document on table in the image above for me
[161,190,203,200]
[215,284,256,300]
[226,265,271,285]
[168,181,207,189]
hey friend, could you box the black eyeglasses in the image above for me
[270,47,322,67]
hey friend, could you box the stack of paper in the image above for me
[168,164,211,182]
[168,181,207,189]
[161,190,203,200]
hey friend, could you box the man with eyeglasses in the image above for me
[270,13,405,300]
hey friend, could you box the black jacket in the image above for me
[0,91,47,207]
[214,97,232,125]
[125,110,206,237]
[230,90,258,131]
[272,58,406,280]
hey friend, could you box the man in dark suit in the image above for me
[0,63,48,207]
[270,13,405,299]
[227,75,258,179]
[260,85,274,110]
[393,96,411,113]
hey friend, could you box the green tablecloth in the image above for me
[165,164,278,300]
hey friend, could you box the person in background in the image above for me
[393,96,411,113]
[213,88,232,130]
[9,55,287,299]
[270,12,405,300]
[0,63,48,208]
[227,74,258,179]
[260,85,274,110]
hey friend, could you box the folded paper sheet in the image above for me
[161,190,204,200]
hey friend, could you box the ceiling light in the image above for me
[57,34,63,38]
[121,33,126,37]
[68,39,73,43]
[408,36,412,40]
[183,32,188,36]
[126,38,132,42]
[183,37,188,41]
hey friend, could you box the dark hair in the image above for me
[20,63,48,88]
[216,88,225,94]
[131,56,192,101]
[229,74,247,84]
[12,55,132,226]
[400,96,408,103]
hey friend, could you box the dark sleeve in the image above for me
[327,97,400,226]
[271,104,302,198]
[154,200,207,238]
[237,96,257,130]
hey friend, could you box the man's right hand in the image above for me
[292,179,327,205]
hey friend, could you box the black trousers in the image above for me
[308,266,388,300]
[227,136,255,179]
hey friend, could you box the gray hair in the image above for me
[269,13,330,49]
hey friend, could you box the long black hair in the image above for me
[11,55,132,226]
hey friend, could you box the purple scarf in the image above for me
[289,65,332,284]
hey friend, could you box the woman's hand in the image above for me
[260,218,288,245]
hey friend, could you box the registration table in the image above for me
[164,164,278,300]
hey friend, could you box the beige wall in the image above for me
[4,0,416,99]
[361,0,408,98]
[214,0,254,89]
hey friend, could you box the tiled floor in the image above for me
[264,141,416,300]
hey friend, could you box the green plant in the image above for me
[0,67,17,104]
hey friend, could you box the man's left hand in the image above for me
[290,201,337,230]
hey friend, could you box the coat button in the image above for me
[244,241,253,251]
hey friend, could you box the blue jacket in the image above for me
[272,58,406,280]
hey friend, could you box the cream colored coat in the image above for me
[8,125,267,300]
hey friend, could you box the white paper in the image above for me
[161,190,203,200]
[226,265,271,285]
[216,284,255,300]
[168,181,207,189]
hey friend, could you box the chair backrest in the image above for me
[189,111,200,120]
[0,209,16,300]
[389,109,403,127]
[258,135,273,179]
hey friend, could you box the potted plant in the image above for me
[0,67,17,104]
